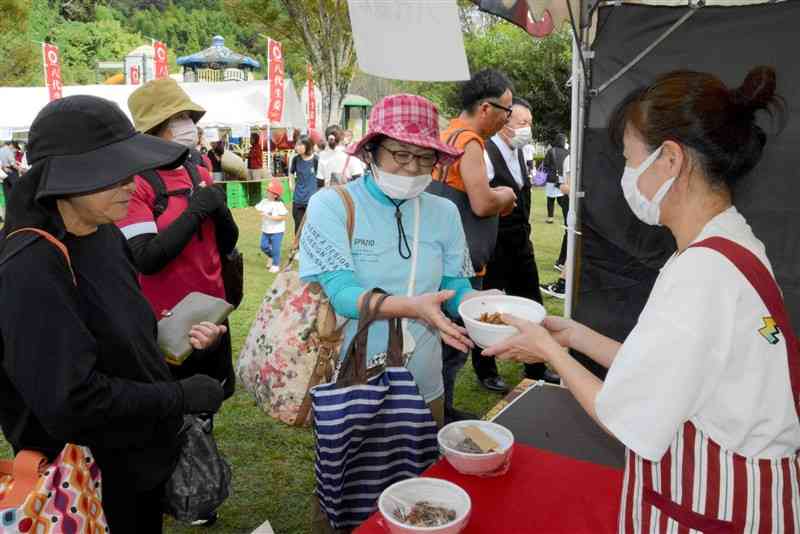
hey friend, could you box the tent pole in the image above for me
[267,123,272,178]
[564,31,581,319]
[564,1,591,320]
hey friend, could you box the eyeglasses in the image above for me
[486,101,513,119]
[378,145,439,169]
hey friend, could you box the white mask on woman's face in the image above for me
[371,164,432,200]
[168,116,197,148]
[620,145,676,226]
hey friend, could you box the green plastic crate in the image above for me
[246,182,262,207]
[225,182,248,209]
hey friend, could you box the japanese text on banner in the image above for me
[42,43,63,101]
[307,63,317,130]
[154,41,169,79]
[268,39,284,124]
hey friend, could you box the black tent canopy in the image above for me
[545,0,800,375]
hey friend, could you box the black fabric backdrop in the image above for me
[574,2,800,362]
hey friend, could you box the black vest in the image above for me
[485,138,532,234]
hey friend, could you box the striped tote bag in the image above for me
[311,290,439,531]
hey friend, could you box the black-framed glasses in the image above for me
[486,100,513,119]
[378,145,439,169]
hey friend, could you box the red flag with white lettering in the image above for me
[267,39,285,124]
[307,63,317,130]
[154,41,169,79]
[42,43,63,101]
[129,65,141,85]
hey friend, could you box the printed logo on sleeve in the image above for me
[759,316,781,345]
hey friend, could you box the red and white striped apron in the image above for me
[620,237,800,534]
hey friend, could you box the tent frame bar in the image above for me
[592,4,702,96]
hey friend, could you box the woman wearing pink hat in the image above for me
[299,94,493,426]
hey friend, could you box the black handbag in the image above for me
[426,129,498,272]
[162,416,232,523]
[221,248,244,308]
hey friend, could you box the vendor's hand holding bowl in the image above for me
[481,314,563,364]
[542,315,582,349]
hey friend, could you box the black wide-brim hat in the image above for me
[27,95,188,200]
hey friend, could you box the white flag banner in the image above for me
[347,0,470,81]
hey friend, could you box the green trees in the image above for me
[401,21,572,142]
[0,0,265,87]
[225,0,357,126]
[0,0,570,141]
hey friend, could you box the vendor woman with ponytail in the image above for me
[483,66,799,532]
[298,94,498,427]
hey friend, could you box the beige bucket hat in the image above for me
[128,78,206,134]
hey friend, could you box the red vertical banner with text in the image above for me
[42,43,63,101]
[267,39,284,124]
[307,63,317,131]
[154,41,169,79]
[129,66,141,85]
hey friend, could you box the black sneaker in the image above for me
[190,512,219,527]
[540,279,565,299]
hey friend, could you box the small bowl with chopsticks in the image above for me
[378,477,471,534]
[459,295,546,349]
[437,420,515,476]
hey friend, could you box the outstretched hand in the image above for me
[413,291,474,353]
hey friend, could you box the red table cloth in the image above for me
[354,443,623,534]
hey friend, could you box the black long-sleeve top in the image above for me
[0,224,183,491]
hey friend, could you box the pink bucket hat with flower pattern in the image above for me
[348,94,463,166]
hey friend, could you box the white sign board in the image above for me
[204,128,220,143]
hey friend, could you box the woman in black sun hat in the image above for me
[0,95,227,533]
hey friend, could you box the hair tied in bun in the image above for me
[732,65,778,112]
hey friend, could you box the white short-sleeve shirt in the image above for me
[596,207,800,461]
[255,199,288,234]
[316,146,365,186]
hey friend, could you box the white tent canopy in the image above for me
[0,79,307,133]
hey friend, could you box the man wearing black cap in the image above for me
[0,95,227,533]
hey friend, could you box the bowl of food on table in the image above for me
[437,420,515,476]
[459,295,545,349]
[378,477,471,534]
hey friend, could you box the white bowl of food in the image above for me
[437,420,514,476]
[459,295,545,349]
[378,477,471,534]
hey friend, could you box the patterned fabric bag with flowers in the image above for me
[237,187,355,427]
[0,444,107,534]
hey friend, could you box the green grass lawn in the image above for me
[0,188,566,533]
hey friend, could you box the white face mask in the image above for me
[620,145,676,226]
[371,164,432,200]
[168,116,198,148]
[508,126,532,149]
